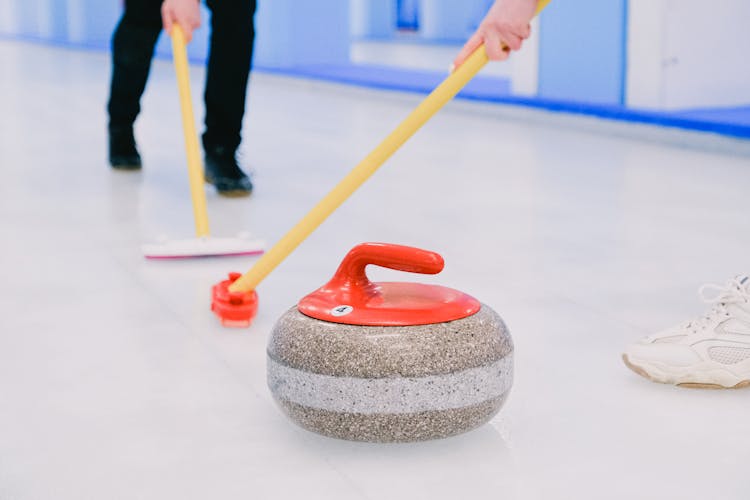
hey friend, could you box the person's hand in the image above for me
[453,0,538,69]
[161,0,201,42]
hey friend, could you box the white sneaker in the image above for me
[623,276,750,389]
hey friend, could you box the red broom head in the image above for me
[211,273,258,327]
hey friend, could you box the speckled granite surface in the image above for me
[275,396,508,443]
[268,305,512,377]
[267,305,513,442]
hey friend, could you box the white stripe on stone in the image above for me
[267,355,513,415]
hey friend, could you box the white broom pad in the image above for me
[142,235,265,259]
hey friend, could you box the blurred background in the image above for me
[0,0,748,138]
[1,4,749,499]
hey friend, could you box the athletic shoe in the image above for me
[109,126,142,170]
[204,146,253,197]
[622,276,750,389]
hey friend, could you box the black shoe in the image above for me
[109,126,142,170]
[204,146,253,197]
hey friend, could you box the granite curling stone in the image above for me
[267,243,513,442]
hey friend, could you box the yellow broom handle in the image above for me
[229,0,551,293]
[172,25,210,238]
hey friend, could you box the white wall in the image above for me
[65,0,85,43]
[350,0,395,38]
[627,0,750,110]
[510,17,539,96]
[0,0,19,34]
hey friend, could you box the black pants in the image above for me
[107,0,257,153]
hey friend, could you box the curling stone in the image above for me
[267,242,513,442]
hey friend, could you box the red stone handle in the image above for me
[298,242,479,325]
[329,243,444,293]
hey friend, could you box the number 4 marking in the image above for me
[331,305,353,317]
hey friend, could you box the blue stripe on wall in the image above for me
[618,0,628,106]
[538,0,627,106]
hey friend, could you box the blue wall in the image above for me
[2,0,748,138]
[538,0,627,105]
[396,0,419,30]
[1,0,629,104]
[254,0,350,68]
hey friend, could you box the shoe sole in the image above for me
[204,176,251,197]
[217,190,251,198]
[622,354,750,389]
[111,164,142,171]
